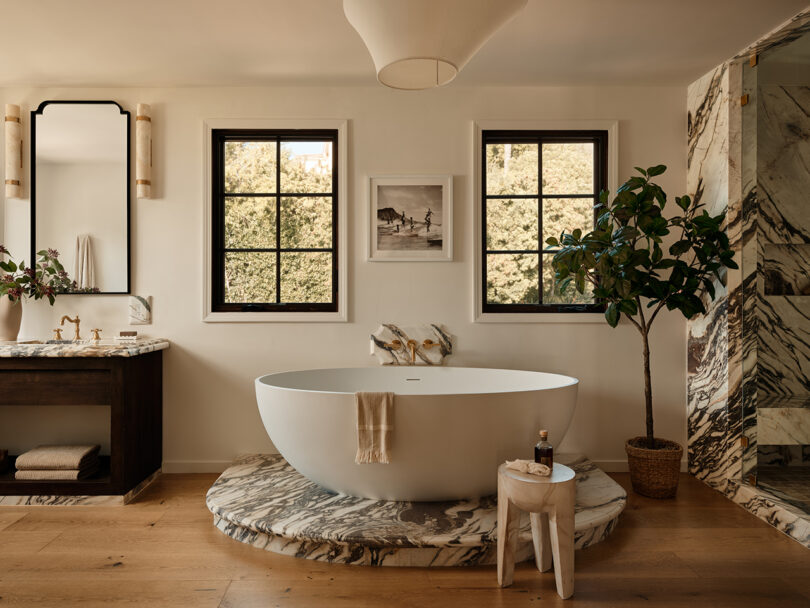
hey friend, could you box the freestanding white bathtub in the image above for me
[255,367,578,501]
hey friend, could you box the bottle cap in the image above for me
[539,429,548,439]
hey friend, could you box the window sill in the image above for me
[203,310,347,323]
[474,311,607,324]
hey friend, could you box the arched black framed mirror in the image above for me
[30,100,130,294]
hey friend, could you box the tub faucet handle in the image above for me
[422,339,441,350]
[384,339,403,350]
[52,328,63,341]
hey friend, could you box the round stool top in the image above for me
[498,462,575,485]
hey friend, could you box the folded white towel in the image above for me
[505,459,552,476]
[355,392,393,464]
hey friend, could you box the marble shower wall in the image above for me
[686,7,810,547]
[686,63,743,491]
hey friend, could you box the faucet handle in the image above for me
[422,339,441,350]
[90,328,102,341]
[384,339,403,350]
[52,328,63,340]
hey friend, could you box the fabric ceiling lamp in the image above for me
[136,103,152,199]
[343,0,527,90]
[4,104,22,199]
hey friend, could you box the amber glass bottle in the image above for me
[534,430,553,469]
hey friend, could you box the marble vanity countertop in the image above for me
[0,338,170,358]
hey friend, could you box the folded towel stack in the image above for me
[15,445,101,480]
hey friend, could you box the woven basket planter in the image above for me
[625,437,683,498]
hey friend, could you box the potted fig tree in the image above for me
[545,165,736,498]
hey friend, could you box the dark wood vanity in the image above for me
[0,343,165,499]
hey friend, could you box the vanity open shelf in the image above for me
[0,340,168,501]
[0,455,112,494]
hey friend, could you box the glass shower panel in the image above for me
[741,30,810,512]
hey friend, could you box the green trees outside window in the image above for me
[211,130,338,312]
[482,131,607,312]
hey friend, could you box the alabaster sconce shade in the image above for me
[4,104,22,199]
[136,103,152,199]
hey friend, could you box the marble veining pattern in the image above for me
[763,244,810,295]
[370,323,453,365]
[206,453,625,566]
[759,444,810,467]
[686,6,810,547]
[0,338,169,358]
[757,407,810,445]
[726,479,810,548]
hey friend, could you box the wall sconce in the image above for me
[4,104,22,199]
[136,103,152,199]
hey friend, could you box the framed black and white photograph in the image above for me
[368,175,453,261]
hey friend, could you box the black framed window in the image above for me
[211,129,338,312]
[482,130,607,313]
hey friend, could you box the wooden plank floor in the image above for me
[0,473,808,607]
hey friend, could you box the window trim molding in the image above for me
[202,118,348,323]
[472,119,619,324]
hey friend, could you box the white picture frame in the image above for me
[367,174,453,262]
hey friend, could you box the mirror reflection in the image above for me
[32,101,129,294]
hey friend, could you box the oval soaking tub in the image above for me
[255,367,578,501]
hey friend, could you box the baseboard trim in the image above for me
[162,460,232,474]
[594,459,688,473]
[162,458,688,475]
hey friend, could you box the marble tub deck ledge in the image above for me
[206,453,626,567]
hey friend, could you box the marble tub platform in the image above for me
[206,454,626,567]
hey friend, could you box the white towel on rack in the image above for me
[73,234,95,289]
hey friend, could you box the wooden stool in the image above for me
[497,462,575,599]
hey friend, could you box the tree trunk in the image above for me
[641,327,655,449]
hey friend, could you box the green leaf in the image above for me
[646,164,666,177]
[605,303,620,327]
[669,240,692,256]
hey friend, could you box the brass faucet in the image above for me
[60,315,81,341]
[406,339,418,364]
[383,338,419,364]
[52,328,63,341]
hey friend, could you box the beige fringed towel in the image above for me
[355,392,393,464]
[15,445,100,470]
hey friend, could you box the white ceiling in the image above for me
[0,0,806,88]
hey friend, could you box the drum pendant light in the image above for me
[343,0,527,90]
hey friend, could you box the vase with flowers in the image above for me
[0,246,74,341]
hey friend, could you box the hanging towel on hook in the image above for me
[73,234,95,289]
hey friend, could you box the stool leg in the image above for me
[497,486,521,587]
[548,494,575,599]
[530,512,552,572]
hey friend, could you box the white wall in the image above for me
[1,85,688,472]
[36,161,127,292]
